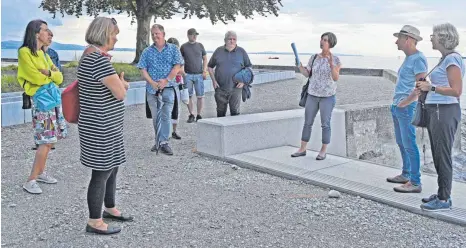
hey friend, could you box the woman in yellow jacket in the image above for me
[17,19,67,194]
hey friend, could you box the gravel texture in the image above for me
[2,74,466,247]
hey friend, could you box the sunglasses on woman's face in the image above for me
[111,18,117,25]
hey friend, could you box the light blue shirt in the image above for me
[426,53,465,104]
[393,51,428,105]
[137,43,184,94]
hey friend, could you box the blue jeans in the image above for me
[146,88,175,145]
[391,102,421,185]
[185,74,205,97]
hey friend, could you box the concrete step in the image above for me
[226,146,466,226]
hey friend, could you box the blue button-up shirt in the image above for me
[137,43,184,94]
[46,48,62,72]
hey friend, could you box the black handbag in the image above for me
[411,52,460,127]
[21,80,31,109]
[299,54,318,107]
[411,91,428,127]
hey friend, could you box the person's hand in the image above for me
[326,53,334,68]
[39,69,50,76]
[413,87,422,97]
[236,82,244,88]
[157,78,169,89]
[295,58,301,67]
[202,71,207,80]
[149,81,159,90]
[213,81,219,89]
[397,102,406,108]
[416,80,432,92]
[119,72,129,90]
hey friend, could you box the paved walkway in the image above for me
[226,146,466,226]
[2,75,466,247]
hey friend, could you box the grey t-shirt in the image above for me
[208,45,252,90]
[180,42,207,74]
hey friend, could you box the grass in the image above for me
[112,63,142,81]
[1,64,18,71]
[1,62,143,92]
[1,74,22,93]
[62,61,79,68]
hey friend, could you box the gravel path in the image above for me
[2,75,466,248]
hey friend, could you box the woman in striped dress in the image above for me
[77,17,132,235]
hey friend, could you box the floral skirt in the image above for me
[32,104,68,144]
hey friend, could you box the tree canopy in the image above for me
[40,0,283,63]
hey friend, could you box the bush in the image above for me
[63,61,79,68]
[1,64,18,71]
[112,63,141,81]
[1,74,21,93]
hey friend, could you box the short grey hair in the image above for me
[85,17,117,47]
[433,23,460,50]
[152,24,165,34]
[224,31,237,41]
[321,32,337,48]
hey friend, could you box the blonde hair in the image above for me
[85,17,118,46]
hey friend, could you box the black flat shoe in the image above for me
[291,151,306,157]
[172,132,181,140]
[316,154,326,160]
[102,211,134,222]
[86,224,121,235]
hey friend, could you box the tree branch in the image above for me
[126,0,137,14]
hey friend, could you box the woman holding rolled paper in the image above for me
[291,32,342,160]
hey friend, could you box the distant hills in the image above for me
[1,40,135,52]
[1,40,361,56]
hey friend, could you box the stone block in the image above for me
[1,102,24,126]
[196,108,347,158]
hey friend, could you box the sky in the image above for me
[1,0,466,57]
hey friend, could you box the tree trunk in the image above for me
[132,14,152,64]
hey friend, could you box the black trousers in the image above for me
[426,103,460,200]
[87,167,119,219]
[214,88,242,117]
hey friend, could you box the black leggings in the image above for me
[87,167,119,219]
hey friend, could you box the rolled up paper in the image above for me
[291,42,300,65]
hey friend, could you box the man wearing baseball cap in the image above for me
[180,28,208,123]
[387,25,428,193]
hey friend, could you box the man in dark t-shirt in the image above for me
[180,28,207,123]
[208,30,252,117]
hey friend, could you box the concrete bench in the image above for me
[196,108,347,158]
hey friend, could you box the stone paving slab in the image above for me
[226,146,466,226]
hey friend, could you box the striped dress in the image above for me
[77,52,126,170]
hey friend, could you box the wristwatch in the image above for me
[430,86,436,92]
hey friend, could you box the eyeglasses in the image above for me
[111,18,117,25]
[430,34,435,39]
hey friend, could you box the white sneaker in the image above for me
[23,180,43,194]
[37,173,58,184]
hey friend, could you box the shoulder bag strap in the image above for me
[308,54,318,79]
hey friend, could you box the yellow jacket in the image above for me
[17,47,64,96]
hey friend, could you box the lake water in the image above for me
[2,49,465,104]
[0,49,457,71]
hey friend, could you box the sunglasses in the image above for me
[111,18,117,25]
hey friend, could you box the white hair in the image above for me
[224,30,237,41]
[433,23,460,50]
